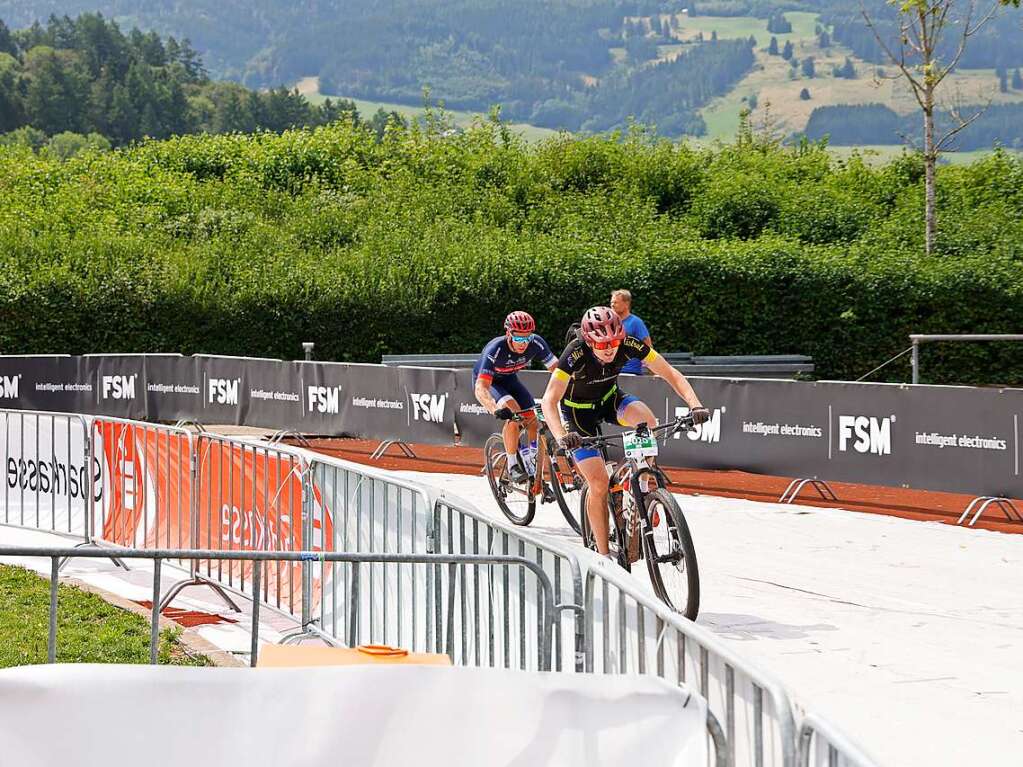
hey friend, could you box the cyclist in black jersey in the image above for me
[541,306,710,558]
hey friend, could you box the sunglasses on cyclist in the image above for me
[589,339,622,351]
[510,334,533,344]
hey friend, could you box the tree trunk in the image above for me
[923,87,937,257]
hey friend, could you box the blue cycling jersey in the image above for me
[473,335,556,380]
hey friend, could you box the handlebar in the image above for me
[573,415,696,449]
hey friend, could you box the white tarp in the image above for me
[0,664,708,767]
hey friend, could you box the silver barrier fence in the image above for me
[799,713,881,767]
[161,433,312,619]
[0,409,93,543]
[88,416,194,564]
[0,542,727,766]
[430,492,585,674]
[584,563,799,767]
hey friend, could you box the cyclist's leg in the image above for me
[615,393,659,490]
[488,379,523,458]
[575,453,611,554]
[504,376,539,444]
[616,393,658,430]
[563,404,611,554]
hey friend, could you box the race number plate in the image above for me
[622,430,658,458]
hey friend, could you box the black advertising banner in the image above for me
[297,361,347,434]
[239,359,304,430]
[398,367,458,445]
[0,356,93,413]
[1,353,1022,499]
[83,355,148,421]
[194,355,248,426]
[337,363,410,442]
[144,355,201,422]
[450,369,494,446]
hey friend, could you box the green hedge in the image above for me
[1,123,1022,385]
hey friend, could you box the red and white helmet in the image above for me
[580,306,625,345]
[504,311,536,335]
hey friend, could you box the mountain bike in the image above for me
[483,405,583,533]
[574,415,701,619]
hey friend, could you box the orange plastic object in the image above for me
[257,643,452,668]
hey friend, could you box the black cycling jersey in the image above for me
[553,336,656,405]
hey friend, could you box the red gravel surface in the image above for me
[295,437,1023,535]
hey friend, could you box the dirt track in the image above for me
[295,437,1023,535]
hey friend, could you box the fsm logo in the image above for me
[838,415,894,455]
[674,406,725,444]
[411,393,447,423]
[101,374,136,400]
[0,374,20,399]
[208,377,241,405]
[307,385,341,414]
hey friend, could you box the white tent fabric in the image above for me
[0,664,708,767]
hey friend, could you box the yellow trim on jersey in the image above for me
[553,368,571,382]
[643,349,659,364]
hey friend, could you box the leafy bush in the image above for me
[1,120,1022,385]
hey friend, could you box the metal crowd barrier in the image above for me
[799,714,879,767]
[0,409,878,767]
[584,563,799,767]
[430,492,585,673]
[1,410,92,543]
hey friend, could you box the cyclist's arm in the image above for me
[474,375,500,415]
[645,351,703,409]
[541,371,570,441]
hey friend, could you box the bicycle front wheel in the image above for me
[548,449,582,534]
[484,434,536,526]
[642,488,700,619]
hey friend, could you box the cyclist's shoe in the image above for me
[507,462,529,485]
[541,483,556,503]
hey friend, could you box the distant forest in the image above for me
[802,103,1023,150]
[0,15,407,147]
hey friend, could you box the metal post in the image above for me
[48,557,58,663]
[150,558,162,664]
[251,560,261,667]
[302,342,315,361]
[911,339,919,385]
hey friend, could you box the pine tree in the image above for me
[782,40,794,60]
[818,30,831,48]
[768,36,779,55]
[799,87,811,100]
[801,56,815,78]
[1014,68,1023,90]
[997,66,1008,93]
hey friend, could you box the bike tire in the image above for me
[548,451,582,534]
[579,485,630,571]
[641,488,700,619]
[484,434,536,526]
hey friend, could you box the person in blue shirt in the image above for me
[473,311,558,483]
[611,289,652,375]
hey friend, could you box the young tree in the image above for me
[834,57,857,79]
[711,30,718,42]
[818,30,831,48]
[768,36,779,55]
[861,0,1001,255]
[801,56,815,77]
[997,66,1008,92]
[782,40,794,60]
[799,87,811,100]
[1014,68,1023,89]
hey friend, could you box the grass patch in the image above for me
[0,564,213,667]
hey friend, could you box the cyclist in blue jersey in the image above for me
[474,311,558,484]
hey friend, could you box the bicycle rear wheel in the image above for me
[547,449,582,534]
[579,485,630,571]
[642,488,700,619]
[484,434,536,526]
